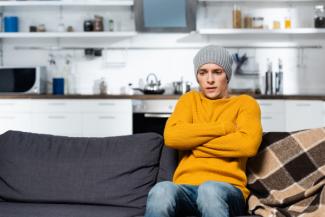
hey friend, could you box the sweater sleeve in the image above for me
[164,94,236,150]
[192,96,262,158]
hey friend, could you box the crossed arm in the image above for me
[163,95,262,158]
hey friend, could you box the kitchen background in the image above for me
[1,0,325,95]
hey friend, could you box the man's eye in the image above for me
[214,70,223,74]
[198,71,206,75]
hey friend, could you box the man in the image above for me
[144,45,263,217]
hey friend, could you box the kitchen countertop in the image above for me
[1,94,325,100]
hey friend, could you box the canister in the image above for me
[4,16,19,32]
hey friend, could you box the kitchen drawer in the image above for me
[133,100,177,113]
[80,100,132,113]
[30,113,82,136]
[82,113,132,137]
[0,113,31,134]
[285,100,323,132]
[31,100,81,113]
[257,100,285,113]
[0,99,31,112]
[261,113,286,132]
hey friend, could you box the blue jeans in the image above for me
[144,181,245,217]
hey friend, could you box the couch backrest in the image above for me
[0,131,164,210]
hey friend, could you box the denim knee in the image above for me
[197,181,236,202]
[145,181,178,214]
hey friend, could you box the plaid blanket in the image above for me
[246,127,325,217]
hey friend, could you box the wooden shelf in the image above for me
[198,28,325,35]
[0,0,134,7]
[0,32,137,38]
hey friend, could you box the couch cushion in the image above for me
[0,202,143,217]
[0,131,163,211]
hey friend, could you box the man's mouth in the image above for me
[206,87,217,92]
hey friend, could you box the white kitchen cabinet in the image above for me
[81,100,132,137]
[0,99,31,112]
[2,99,132,137]
[31,113,82,137]
[0,100,32,134]
[0,113,31,134]
[30,100,82,113]
[285,100,323,132]
[80,100,132,113]
[82,113,131,137]
[30,100,82,137]
[257,100,286,132]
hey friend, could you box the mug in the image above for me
[53,78,64,95]
[4,16,19,32]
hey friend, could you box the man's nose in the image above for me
[207,72,214,83]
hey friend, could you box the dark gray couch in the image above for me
[0,131,255,217]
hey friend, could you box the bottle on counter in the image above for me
[265,59,273,95]
[47,54,57,94]
[275,59,283,95]
[48,54,65,95]
[63,55,76,95]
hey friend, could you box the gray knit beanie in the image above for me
[193,45,233,82]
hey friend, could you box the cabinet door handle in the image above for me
[144,113,171,118]
[48,103,66,106]
[262,116,273,120]
[0,116,15,120]
[98,116,115,119]
[0,103,15,106]
[98,103,115,106]
[295,103,311,107]
[48,116,66,119]
[259,103,273,106]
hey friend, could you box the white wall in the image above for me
[2,1,325,95]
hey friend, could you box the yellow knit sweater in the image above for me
[164,90,262,200]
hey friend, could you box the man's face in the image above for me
[196,63,229,100]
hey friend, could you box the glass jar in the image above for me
[314,5,325,28]
[252,17,264,29]
[232,4,242,28]
[244,16,253,28]
[83,19,94,31]
[273,20,281,29]
[94,15,104,32]
[284,17,292,29]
